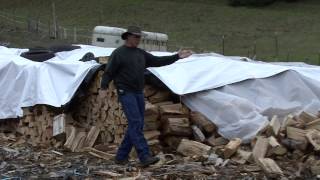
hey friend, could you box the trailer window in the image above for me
[97,38,105,42]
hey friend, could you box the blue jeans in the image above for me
[115,91,151,162]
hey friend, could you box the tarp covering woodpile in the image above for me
[1,45,320,143]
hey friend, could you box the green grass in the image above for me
[0,0,320,64]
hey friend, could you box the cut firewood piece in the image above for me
[257,158,283,177]
[148,90,171,103]
[298,111,318,124]
[159,103,188,116]
[283,114,297,128]
[84,126,100,148]
[177,139,211,157]
[144,101,159,117]
[306,119,320,131]
[144,130,161,141]
[280,138,308,151]
[266,115,281,136]
[144,114,159,122]
[286,126,308,143]
[84,147,115,160]
[191,125,206,142]
[70,132,87,152]
[206,136,228,146]
[306,130,320,151]
[224,138,242,159]
[154,101,174,106]
[268,136,287,156]
[162,118,192,136]
[93,170,122,177]
[232,149,253,164]
[252,136,269,163]
[144,121,160,131]
[163,136,183,149]
[144,85,157,98]
[22,108,33,116]
[52,114,66,139]
[64,126,77,149]
[147,139,160,146]
[190,111,216,134]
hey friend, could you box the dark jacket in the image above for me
[100,46,180,92]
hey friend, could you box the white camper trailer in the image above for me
[92,26,168,51]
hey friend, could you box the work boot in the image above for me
[115,158,129,165]
[140,156,160,167]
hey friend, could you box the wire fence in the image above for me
[0,10,92,44]
[1,10,320,65]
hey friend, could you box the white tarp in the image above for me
[148,54,320,142]
[148,54,320,95]
[0,45,116,119]
[3,45,320,142]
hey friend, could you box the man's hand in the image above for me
[178,49,193,59]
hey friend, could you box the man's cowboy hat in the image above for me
[121,26,145,40]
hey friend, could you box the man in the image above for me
[100,26,192,167]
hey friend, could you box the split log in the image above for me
[286,127,308,150]
[306,130,320,151]
[144,130,161,141]
[144,85,157,98]
[177,139,211,157]
[163,136,183,149]
[298,111,318,124]
[266,115,281,136]
[191,125,206,142]
[53,114,66,138]
[144,121,160,131]
[154,101,173,106]
[70,131,86,152]
[206,136,228,146]
[64,126,77,149]
[224,138,242,159]
[306,119,320,131]
[257,158,283,177]
[145,101,159,117]
[147,139,160,146]
[159,103,188,116]
[252,136,269,162]
[268,136,287,156]
[232,149,253,164]
[84,147,115,160]
[148,90,171,104]
[162,118,192,136]
[84,126,100,148]
[190,111,216,134]
[283,114,297,128]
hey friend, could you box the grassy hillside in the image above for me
[0,0,320,63]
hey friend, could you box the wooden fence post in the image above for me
[52,1,58,39]
[222,35,225,55]
[73,27,77,43]
[274,32,279,61]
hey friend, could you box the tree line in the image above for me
[228,0,299,6]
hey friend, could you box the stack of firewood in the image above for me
[17,105,59,146]
[72,71,127,145]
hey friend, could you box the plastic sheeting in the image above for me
[183,70,320,142]
[3,45,320,142]
[148,54,320,95]
[149,54,320,142]
[0,45,113,119]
